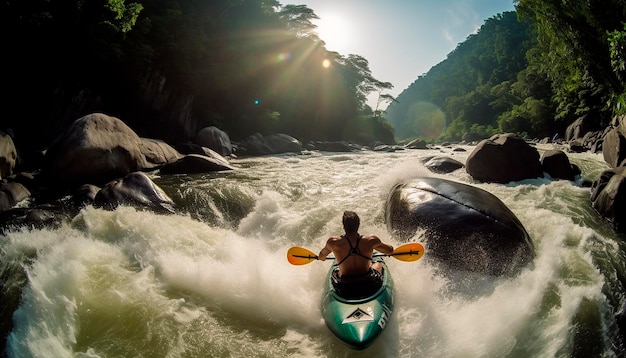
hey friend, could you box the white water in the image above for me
[2,145,625,357]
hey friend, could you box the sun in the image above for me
[315,13,352,52]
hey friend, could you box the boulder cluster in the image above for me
[0,113,237,232]
[461,113,626,232]
[0,112,411,232]
[1,111,625,241]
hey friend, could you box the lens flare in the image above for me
[322,59,331,68]
[276,52,291,62]
[407,101,445,139]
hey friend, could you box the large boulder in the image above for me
[466,133,543,183]
[0,131,17,179]
[94,172,175,214]
[43,113,149,186]
[541,150,579,180]
[243,133,302,155]
[603,127,626,168]
[565,113,603,142]
[140,138,183,166]
[194,126,233,157]
[591,167,626,231]
[385,177,535,275]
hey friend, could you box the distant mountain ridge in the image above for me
[384,11,537,141]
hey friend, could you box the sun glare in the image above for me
[315,13,351,52]
[322,59,331,68]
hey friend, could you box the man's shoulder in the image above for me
[362,234,380,241]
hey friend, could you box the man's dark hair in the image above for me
[342,211,360,233]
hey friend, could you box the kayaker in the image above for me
[318,211,394,298]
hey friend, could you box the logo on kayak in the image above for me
[378,302,392,329]
[342,307,374,324]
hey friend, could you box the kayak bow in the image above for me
[321,258,394,349]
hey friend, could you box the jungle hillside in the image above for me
[385,0,626,142]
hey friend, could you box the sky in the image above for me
[283,0,516,109]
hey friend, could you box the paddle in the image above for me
[287,242,424,265]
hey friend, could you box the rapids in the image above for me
[1,144,625,357]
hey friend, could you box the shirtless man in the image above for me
[318,211,394,282]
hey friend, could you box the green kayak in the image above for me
[321,258,394,349]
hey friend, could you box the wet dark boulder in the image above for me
[421,155,464,174]
[385,177,535,275]
[94,172,175,214]
[591,166,626,231]
[194,126,233,157]
[466,133,542,183]
[602,127,626,168]
[241,133,302,155]
[0,131,17,179]
[159,154,234,174]
[541,150,580,181]
[0,207,71,234]
[0,182,30,212]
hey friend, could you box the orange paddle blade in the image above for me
[389,242,425,262]
[287,247,319,265]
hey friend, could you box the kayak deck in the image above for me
[321,259,394,349]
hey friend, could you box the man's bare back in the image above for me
[320,233,394,276]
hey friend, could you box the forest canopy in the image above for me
[1,0,395,146]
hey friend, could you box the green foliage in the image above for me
[105,0,143,33]
[388,1,626,142]
[608,24,626,114]
[386,11,537,141]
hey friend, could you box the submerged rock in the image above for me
[94,172,175,214]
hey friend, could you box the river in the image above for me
[1,144,625,357]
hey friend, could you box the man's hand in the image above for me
[318,247,330,261]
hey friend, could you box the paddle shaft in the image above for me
[287,243,424,265]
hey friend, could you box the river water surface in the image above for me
[2,144,626,357]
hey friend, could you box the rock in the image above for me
[405,138,428,149]
[194,126,233,157]
[159,154,235,174]
[73,184,101,207]
[243,133,302,155]
[565,113,603,142]
[0,207,71,233]
[94,172,175,214]
[466,133,543,183]
[385,177,535,275]
[0,131,17,179]
[421,155,464,174]
[307,141,354,152]
[140,138,182,166]
[0,182,31,212]
[590,167,626,231]
[541,150,577,180]
[602,127,626,168]
[43,113,149,186]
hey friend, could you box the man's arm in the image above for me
[318,239,332,261]
[372,236,394,255]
